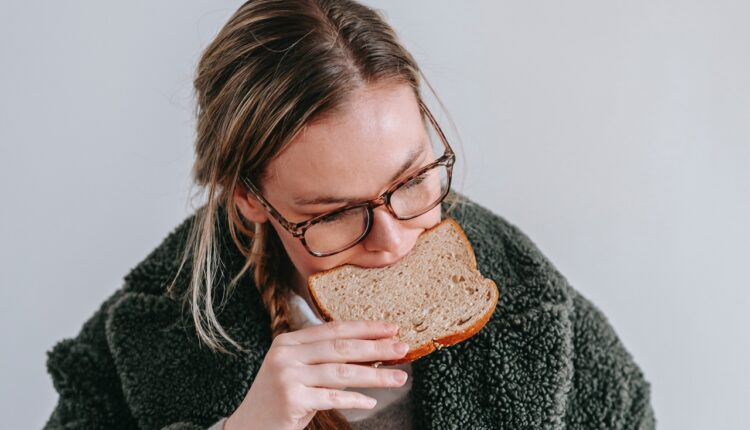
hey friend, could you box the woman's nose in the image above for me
[361,205,409,255]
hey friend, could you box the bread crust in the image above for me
[307,217,499,366]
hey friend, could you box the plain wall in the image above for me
[1,1,748,428]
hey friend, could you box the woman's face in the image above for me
[234,82,442,294]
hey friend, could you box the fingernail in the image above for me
[393,342,408,354]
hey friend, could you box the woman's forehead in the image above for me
[264,84,428,208]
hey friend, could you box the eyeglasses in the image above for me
[240,103,455,257]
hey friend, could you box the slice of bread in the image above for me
[307,217,499,366]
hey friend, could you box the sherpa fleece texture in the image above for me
[44,191,656,429]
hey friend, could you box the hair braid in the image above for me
[250,221,293,338]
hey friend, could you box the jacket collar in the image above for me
[106,192,574,429]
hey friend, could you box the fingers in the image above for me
[301,362,409,389]
[274,320,398,346]
[304,387,379,411]
[293,336,409,365]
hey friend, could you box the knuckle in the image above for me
[266,345,283,360]
[327,320,345,337]
[332,338,351,356]
[274,332,288,343]
[378,338,394,354]
[273,332,292,347]
[335,363,352,380]
[327,388,340,405]
[377,369,391,386]
[266,346,288,368]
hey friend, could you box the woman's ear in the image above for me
[233,184,270,224]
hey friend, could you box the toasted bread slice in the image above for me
[307,218,499,366]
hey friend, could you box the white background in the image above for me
[1,1,748,428]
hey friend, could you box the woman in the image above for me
[44,1,655,429]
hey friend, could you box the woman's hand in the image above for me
[224,320,410,430]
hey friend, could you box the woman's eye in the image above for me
[319,211,345,223]
[301,207,343,219]
[404,174,427,189]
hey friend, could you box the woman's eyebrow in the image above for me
[293,143,426,206]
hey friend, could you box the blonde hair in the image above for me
[167,1,465,428]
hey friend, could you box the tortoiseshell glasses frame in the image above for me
[240,103,455,257]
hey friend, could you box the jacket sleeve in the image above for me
[565,290,657,430]
[43,288,210,430]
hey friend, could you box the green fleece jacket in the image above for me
[44,192,656,429]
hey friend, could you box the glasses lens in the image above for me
[302,162,451,256]
[304,206,369,255]
[391,163,450,218]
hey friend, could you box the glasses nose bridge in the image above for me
[370,191,390,210]
[369,192,400,219]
